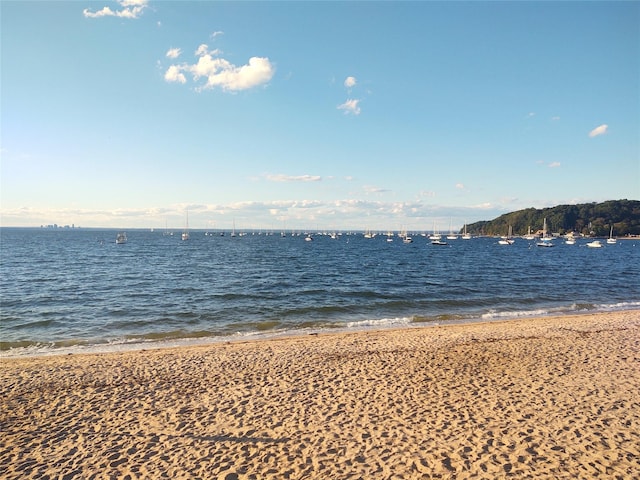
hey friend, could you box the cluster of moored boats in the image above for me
[114,230,619,247]
[115,216,622,247]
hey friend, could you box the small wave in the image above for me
[481,308,551,320]
[0,333,226,358]
[596,300,640,310]
[480,301,640,321]
[345,317,413,329]
[0,342,57,356]
[566,301,640,314]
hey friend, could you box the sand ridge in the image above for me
[1,311,639,479]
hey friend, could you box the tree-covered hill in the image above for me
[465,200,640,237]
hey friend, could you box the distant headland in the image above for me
[466,199,640,237]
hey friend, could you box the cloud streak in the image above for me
[265,174,322,183]
[363,185,390,194]
[166,48,182,59]
[589,124,608,138]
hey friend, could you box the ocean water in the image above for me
[1,227,639,356]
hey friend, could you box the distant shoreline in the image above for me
[3,225,640,238]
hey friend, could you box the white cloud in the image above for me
[548,162,561,168]
[164,65,186,84]
[211,31,224,38]
[165,44,275,92]
[472,202,494,210]
[166,48,182,59]
[83,0,148,19]
[344,76,357,88]
[455,183,465,189]
[195,44,211,56]
[337,99,361,115]
[265,174,322,182]
[589,124,608,138]
[0,199,526,231]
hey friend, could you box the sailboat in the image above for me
[607,225,617,244]
[429,221,441,240]
[181,210,189,241]
[163,218,173,237]
[536,218,553,247]
[498,225,515,245]
[462,223,472,240]
[523,226,535,240]
[446,219,458,240]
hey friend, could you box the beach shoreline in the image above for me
[2,310,639,479]
[4,305,639,359]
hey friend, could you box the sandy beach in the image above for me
[1,311,638,479]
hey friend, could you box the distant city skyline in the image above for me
[2,1,638,230]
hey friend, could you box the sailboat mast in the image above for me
[182,209,190,240]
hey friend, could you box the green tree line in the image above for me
[465,200,640,237]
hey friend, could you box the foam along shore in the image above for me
[1,311,638,479]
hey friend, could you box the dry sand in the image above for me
[1,311,639,479]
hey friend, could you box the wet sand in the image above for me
[1,310,639,479]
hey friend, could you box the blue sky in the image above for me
[2,1,638,231]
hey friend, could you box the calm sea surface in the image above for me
[1,228,639,356]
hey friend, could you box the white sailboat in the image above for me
[446,219,457,240]
[536,218,553,247]
[163,219,173,237]
[524,226,535,240]
[462,223,472,240]
[498,225,515,245]
[181,210,189,241]
[429,221,441,240]
[607,225,617,244]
